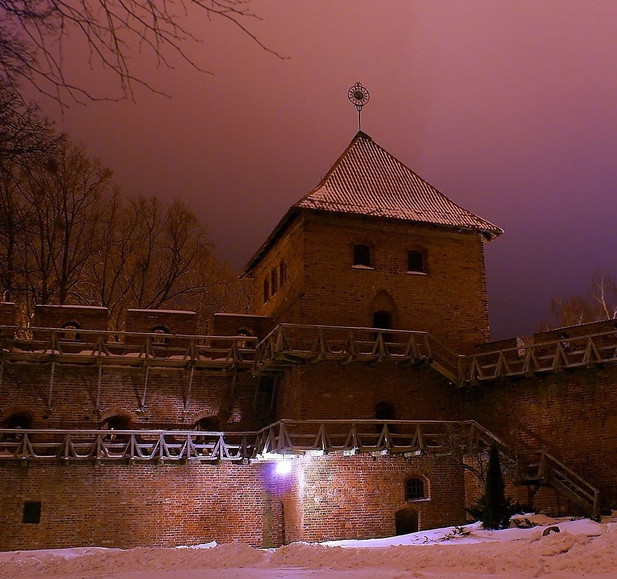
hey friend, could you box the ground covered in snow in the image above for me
[2,515,617,578]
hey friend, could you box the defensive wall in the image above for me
[1,303,615,550]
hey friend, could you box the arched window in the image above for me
[60,321,80,341]
[405,477,427,501]
[101,414,131,431]
[101,414,132,442]
[2,412,32,431]
[151,325,170,345]
[353,244,371,267]
[236,328,254,349]
[194,416,221,432]
[407,250,426,273]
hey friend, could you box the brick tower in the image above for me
[243,131,502,352]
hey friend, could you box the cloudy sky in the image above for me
[36,0,617,340]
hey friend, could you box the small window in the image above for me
[236,328,254,349]
[23,501,41,524]
[279,261,287,286]
[263,279,270,303]
[60,321,80,341]
[271,268,278,295]
[407,250,425,273]
[151,325,170,345]
[405,477,426,501]
[353,244,371,267]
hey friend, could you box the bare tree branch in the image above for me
[0,0,283,104]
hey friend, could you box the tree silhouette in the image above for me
[0,0,281,103]
[480,446,511,530]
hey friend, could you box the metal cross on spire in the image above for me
[348,82,370,131]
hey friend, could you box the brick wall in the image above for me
[270,453,465,543]
[277,362,462,422]
[466,365,617,510]
[0,364,263,432]
[250,213,490,353]
[0,461,267,551]
[33,305,109,331]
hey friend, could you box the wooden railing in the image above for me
[254,324,464,383]
[3,324,616,386]
[0,429,255,462]
[0,420,600,516]
[1,327,258,370]
[466,330,617,383]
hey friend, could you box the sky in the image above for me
[33,0,617,341]
[1,514,616,577]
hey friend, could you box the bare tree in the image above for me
[542,272,617,329]
[15,135,113,306]
[0,0,279,103]
[0,86,57,161]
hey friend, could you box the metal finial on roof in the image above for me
[348,82,370,131]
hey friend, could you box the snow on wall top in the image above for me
[295,132,503,239]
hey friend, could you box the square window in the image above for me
[23,501,41,524]
[353,244,371,267]
[407,250,425,273]
[405,478,425,501]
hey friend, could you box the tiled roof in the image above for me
[242,132,502,276]
[294,131,503,239]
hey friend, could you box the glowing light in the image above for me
[275,459,292,475]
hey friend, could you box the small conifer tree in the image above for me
[476,445,512,530]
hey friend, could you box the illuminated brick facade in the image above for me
[0,132,613,550]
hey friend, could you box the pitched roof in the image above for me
[242,132,502,276]
[294,131,503,238]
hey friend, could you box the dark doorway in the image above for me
[372,310,393,343]
[395,507,419,535]
[375,401,396,434]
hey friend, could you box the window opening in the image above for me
[271,268,278,295]
[23,501,41,524]
[60,321,80,341]
[279,261,287,286]
[194,416,221,431]
[151,325,170,345]
[353,244,371,267]
[407,250,425,273]
[372,310,393,343]
[263,279,270,303]
[236,328,254,349]
[2,412,32,429]
[405,477,426,501]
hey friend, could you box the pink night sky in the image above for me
[34,1,617,340]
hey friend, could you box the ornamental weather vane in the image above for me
[348,82,370,131]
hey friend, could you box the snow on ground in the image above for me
[2,515,617,578]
